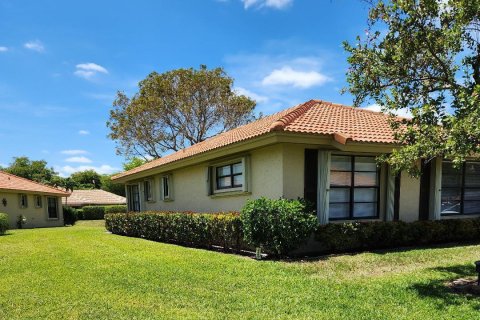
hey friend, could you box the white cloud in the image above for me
[61,149,88,155]
[78,130,90,135]
[56,164,119,177]
[235,87,269,103]
[0,46,8,52]
[262,66,330,89]
[65,156,92,164]
[24,40,45,52]
[242,0,292,9]
[74,62,108,80]
[363,104,412,118]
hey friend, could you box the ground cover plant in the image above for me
[1,221,480,319]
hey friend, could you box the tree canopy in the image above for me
[2,157,60,185]
[107,65,257,160]
[70,170,102,189]
[344,0,480,175]
[123,157,147,171]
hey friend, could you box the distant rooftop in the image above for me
[62,189,126,207]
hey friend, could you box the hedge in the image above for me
[81,205,127,220]
[241,198,317,256]
[0,213,8,235]
[63,206,78,226]
[105,211,245,251]
[314,218,480,254]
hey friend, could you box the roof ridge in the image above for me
[269,100,318,131]
[0,170,70,195]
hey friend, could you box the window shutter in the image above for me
[206,166,213,196]
[317,150,331,225]
[242,155,251,192]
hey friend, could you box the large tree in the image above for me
[2,157,60,185]
[344,0,480,175]
[107,65,257,160]
[70,170,102,189]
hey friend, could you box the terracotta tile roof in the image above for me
[0,171,70,196]
[112,100,400,180]
[62,189,126,207]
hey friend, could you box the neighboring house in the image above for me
[62,189,126,208]
[111,100,480,224]
[0,171,70,228]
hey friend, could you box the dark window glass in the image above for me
[441,161,480,215]
[329,156,379,220]
[162,177,170,199]
[47,197,58,219]
[216,162,242,190]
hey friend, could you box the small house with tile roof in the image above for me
[0,170,70,228]
[112,100,480,223]
[62,189,126,208]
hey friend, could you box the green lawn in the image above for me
[1,221,480,319]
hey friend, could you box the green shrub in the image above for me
[241,198,318,256]
[105,211,245,251]
[76,209,84,220]
[63,206,78,226]
[82,206,105,220]
[104,205,127,214]
[314,218,480,254]
[0,213,8,235]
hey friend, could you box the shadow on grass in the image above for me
[283,241,480,263]
[409,264,480,310]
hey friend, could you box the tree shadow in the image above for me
[409,264,480,311]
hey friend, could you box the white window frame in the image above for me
[208,156,250,196]
[161,174,173,201]
[34,195,42,208]
[19,194,28,209]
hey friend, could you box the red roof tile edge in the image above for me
[0,170,70,196]
[112,99,401,181]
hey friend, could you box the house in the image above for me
[62,189,126,208]
[0,171,70,228]
[111,100,480,224]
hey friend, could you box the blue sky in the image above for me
[0,0,373,176]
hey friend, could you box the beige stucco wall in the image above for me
[123,141,427,222]
[282,143,305,200]
[0,192,64,229]
[398,171,421,222]
[135,144,285,212]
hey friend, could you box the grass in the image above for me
[1,222,480,319]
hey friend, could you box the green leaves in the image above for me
[345,0,480,173]
[107,65,256,160]
[240,198,317,256]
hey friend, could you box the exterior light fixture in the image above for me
[2,198,6,207]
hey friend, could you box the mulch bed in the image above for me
[446,278,480,296]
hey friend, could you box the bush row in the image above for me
[80,205,127,220]
[314,218,480,254]
[105,211,245,251]
[0,212,8,235]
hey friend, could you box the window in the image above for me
[161,175,172,200]
[143,180,153,202]
[127,185,141,212]
[329,155,379,220]
[216,162,243,190]
[47,197,58,219]
[441,161,480,215]
[19,194,28,208]
[34,195,42,208]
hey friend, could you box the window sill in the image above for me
[210,191,251,198]
[162,198,174,202]
[329,217,381,223]
[47,218,59,221]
